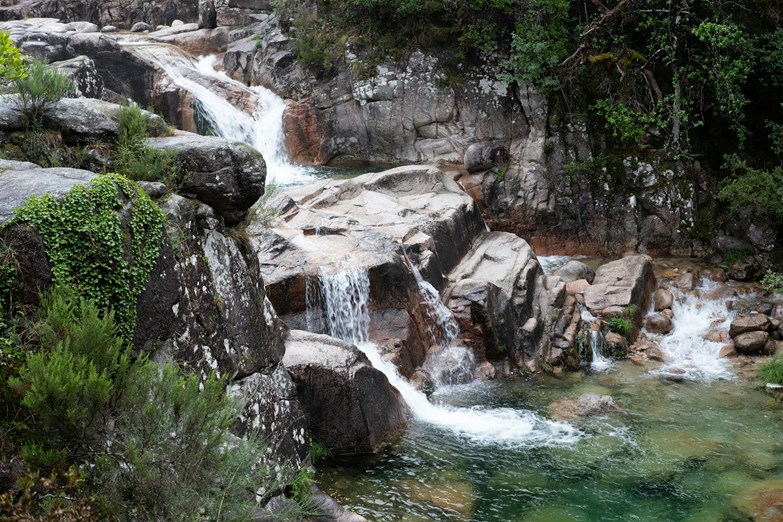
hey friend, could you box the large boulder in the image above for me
[146,133,266,224]
[51,55,104,99]
[0,164,96,223]
[41,98,165,145]
[733,331,769,353]
[653,288,673,311]
[584,255,656,319]
[445,231,552,362]
[282,330,409,455]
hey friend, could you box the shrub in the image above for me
[717,156,783,221]
[12,59,75,128]
[758,357,783,384]
[761,270,783,295]
[114,105,177,185]
[7,286,291,520]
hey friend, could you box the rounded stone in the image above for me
[653,288,674,311]
[734,331,770,353]
[646,313,673,335]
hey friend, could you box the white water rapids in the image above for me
[314,265,582,447]
[647,278,737,381]
[121,43,313,186]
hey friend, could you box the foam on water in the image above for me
[649,279,737,381]
[314,264,582,447]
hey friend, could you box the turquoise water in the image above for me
[319,363,783,521]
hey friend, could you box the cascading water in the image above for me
[406,261,476,385]
[121,43,313,185]
[314,264,581,447]
[647,278,737,381]
[577,306,613,371]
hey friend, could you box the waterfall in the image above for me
[589,328,613,372]
[407,260,475,386]
[121,43,313,185]
[314,265,582,447]
[648,279,736,381]
[577,306,613,371]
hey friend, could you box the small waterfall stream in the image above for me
[647,278,737,381]
[314,265,581,447]
[121,43,313,185]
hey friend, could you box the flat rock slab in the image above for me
[0,166,96,223]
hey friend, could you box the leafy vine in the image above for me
[12,174,164,341]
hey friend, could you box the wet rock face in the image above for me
[250,165,560,373]
[236,16,526,165]
[282,330,409,456]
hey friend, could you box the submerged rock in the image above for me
[732,480,783,522]
[548,393,622,422]
[282,330,409,455]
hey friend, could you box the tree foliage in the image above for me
[0,31,24,82]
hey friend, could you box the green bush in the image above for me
[758,357,783,384]
[12,59,75,128]
[761,270,783,295]
[0,31,25,82]
[7,286,291,520]
[114,105,177,185]
[717,156,783,221]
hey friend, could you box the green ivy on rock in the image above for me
[12,174,163,341]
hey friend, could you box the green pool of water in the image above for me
[318,362,783,521]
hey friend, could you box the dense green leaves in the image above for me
[0,32,24,82]
[4,287,289,520]
[13,174,164,341]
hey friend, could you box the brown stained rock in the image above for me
[566,279,590,295]
[283,101,327,165]
[646,313,673,335]
[548,393,622,422]
[661,308,674,319]
[647,346,666,362]
[734,331,770,353]
[732,480,783,522]
[653,288,674,311]
[730,314,772,337]
[719,344,738,358]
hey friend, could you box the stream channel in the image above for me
[130,46,783,521]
